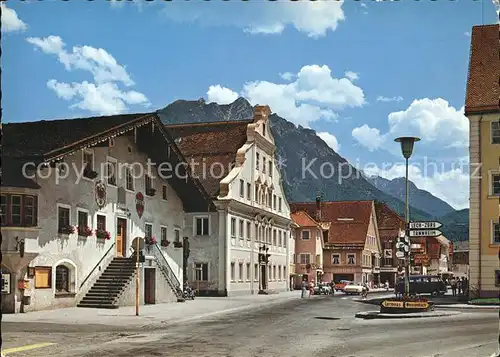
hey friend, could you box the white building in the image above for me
[1,113,211,313]
[166,106,293,296]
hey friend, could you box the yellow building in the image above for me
[465,24,500,298]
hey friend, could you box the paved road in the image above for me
[2,294,498,357]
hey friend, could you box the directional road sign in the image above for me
[395,251,405,259]
[408,221,442,230]
[409,229,442,237]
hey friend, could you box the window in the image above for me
[77,210,89,235]
[268,160,273,177]
[231,217,236,238]
[247,183,251,200]
[278,230,282,246]
[174,229,180,243]
[55,265,69,292]
[239,263,243,281]
[491,173,500,196]
[145,174,154,196]
[247,221,251,241]
[263,157,266,173]
[231,262,235,281]
[162,184,168,200]
[126,167,134,191]
[239,220,244,239]
[107,158,117,186]
[300,254,311,264]
[492,121,500,144]
[23,196,36,226]
[34,267,51,289]
[254,264,259,281]
[493,222,500,245]
[273,195,277,210]
[301,230,310,240]
[347,254,355,265]
[0,195,6,225]
[278,266,281,280]
[278,198,282,212]
[246,263,250,281]
[82,150,95,179]
[255,223,260,241]
[194,263,208,281]
[57,206,70,233]
[332,254,340,264]
[11,195,21,225]
[96,214,106,231]
[240,179,244,197]
[195,217,209,236]
[268,192,272,207]
[161,226,168,245]
[262,123,266,136]
[283,231,287,247]
[273,265,276,280]
[145,224,153,238]
[255,185,259,203]
[256,153,260,170]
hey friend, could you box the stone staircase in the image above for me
[77,257,135,309]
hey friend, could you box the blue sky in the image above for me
[2,0,498,209]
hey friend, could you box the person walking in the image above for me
[301,279,307,298]
[309,280,315,298]
[457,278,462,296]
[450,277,457,296]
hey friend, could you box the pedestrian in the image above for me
[301,279,307,298]
[309,280,315,298]
[450,277,457,296]
[385,280,390,291]
[457,278,462,296]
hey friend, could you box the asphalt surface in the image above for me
[2,294,499,357]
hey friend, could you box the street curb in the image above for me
[355,310,461,320]
[436,305,500,310]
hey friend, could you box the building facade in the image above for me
[1,113,210,313]
[450,241,469,278]
[291,210,324,288]
[465,24,500,298]
[291,200,382,286]
[166,106,293,296]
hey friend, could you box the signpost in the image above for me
[409,229,442,237]
[408,221,442,230]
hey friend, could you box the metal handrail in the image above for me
[151,243,181,291]
[80,242,116,289]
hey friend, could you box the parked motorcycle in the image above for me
[183,284,196,300]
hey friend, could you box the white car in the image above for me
[343,283,367,295]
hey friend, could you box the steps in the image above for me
[77,257,135,309]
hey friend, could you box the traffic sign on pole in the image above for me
[408,221,442,230]
[409,229,442,237]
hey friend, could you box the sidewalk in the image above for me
[2,291,299,328]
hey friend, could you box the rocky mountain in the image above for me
[363,175,456,217]
[158,98,468,241]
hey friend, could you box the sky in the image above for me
[2,0,498,210]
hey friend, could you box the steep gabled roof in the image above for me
[165,120,252,197]
[290,200,373,244]
[291,211,321,228]
[465,24,500,114]
[374,202,405,241]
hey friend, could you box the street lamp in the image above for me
[394,136,420,296]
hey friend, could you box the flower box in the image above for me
[146,188,156,197]
[59,225,76,235]
[83,169,99,180]
[173,241,183,248]
[161,240,170,247]
[145,236,157,245]
[78,226,93,237]
[96,229,111,240]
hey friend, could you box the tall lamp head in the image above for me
[395,136,420,159]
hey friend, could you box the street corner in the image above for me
[2,342,57,356]
[354,310,462,320]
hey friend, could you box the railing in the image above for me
[80,242,116,289]
[150,243,182,297]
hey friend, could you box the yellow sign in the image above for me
[381,300,404,308]
[404,301,429,309]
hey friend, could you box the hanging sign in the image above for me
[136,192,145,218]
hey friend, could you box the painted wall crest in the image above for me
[95,180,106,208]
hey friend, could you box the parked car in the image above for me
[343,282,367,295]
[395,275,447,296]
[334,280,351,292]
[314,282,334,295]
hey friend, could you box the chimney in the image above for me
[315,195,322,221]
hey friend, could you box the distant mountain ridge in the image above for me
[158,98,468,241]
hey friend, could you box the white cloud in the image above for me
[27,36,149,115]
[161,0,345,38]
[236,64,365,127]
[352,125,386,151]
[376,95,403,102]
[280,72,295,81]
[1,3,28,32]
[207,85,239,105]
[353,98,468,152]
[317,132,340,152]
[363,163,469,210]
[344,71,359,81]
[464,31,471,37]
[361,3,368,8]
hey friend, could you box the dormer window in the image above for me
[262,123,266,136]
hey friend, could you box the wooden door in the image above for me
[116,219,126,257]
[144,268,155,304]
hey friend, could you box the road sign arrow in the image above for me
[408,221,442,230]
[409,229,442,237]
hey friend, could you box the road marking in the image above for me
[3,342,56,354]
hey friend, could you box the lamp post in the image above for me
[395,136,420,296]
